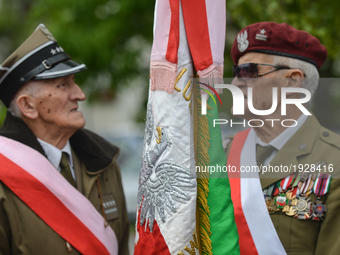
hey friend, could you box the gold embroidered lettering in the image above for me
[174,67,187,92]
[182,79,192,101]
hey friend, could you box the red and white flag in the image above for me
[134,0,226,254]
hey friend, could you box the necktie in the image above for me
[256,144,275,167]
[60,152,77,188]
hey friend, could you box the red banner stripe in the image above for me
[165,0,180,64]
[228,129,259,255]
[134,207,171,255]
[181,0,213,71]
[0,154,110,255]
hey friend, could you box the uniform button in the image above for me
[323,132,329,137]
[299,144,307,150]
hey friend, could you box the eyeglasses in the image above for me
[233,63,292,80]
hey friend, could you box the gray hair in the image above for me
[272,55,319,108]
[8,81,41,118]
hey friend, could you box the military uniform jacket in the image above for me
[225,115,340,255]
[0,112,129,255]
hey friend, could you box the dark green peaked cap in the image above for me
[0,24,86,107]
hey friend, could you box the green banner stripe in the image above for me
[206,95,240,255]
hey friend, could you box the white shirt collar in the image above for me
[255,114,308,150]
[37,139,73,170]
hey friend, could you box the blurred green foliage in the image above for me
[0,0,340,128]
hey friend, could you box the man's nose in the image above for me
[70,83,86,101]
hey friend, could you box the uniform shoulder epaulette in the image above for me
[319,127,340,150]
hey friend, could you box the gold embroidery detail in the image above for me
[178,233,199,255]
[174,67,187,92]
[156,127,162,144]
[182,79,192,101]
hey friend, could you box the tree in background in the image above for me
[0,0,154,123]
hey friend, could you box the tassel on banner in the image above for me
[197,64,224,95]
[150,60,177,93]
[196,90,213,255]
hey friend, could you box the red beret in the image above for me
[231,22,327,69]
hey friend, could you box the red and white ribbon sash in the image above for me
[0,136,118,255]
[228,129,287,255]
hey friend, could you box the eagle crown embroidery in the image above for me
[237,30,249,52]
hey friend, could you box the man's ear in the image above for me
[285,69,304,88]
[16,95,38,119]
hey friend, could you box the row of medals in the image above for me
[264,179,327,221]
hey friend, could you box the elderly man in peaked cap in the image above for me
[224,22,340,255]
[0,24,129,255]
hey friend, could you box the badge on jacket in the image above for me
[102,193,119,221]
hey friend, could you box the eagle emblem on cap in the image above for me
[237,30,249,52]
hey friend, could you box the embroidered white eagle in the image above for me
[237,30,249,52]
[137,103,196,232]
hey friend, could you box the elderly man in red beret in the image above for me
[224,22,340,255]
[0,24,129,255]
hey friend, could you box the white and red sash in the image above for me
[0,136,118,255]
[228,129,287,255]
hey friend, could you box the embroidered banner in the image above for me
[135,0,235,254]
[134,1,197,254]
[0,136,117,255]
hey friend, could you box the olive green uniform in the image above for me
[225,115,340,255]
[0,112,129,255]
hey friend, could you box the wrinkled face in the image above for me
[231,52,286,119]
[33,74,86,133]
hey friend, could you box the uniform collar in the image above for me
[256,114,308,150]
[0,111,119,173]
[37,138,73,170]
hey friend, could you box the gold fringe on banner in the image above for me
[194,82,213,255]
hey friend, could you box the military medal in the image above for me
[296,198,308,211]
[293,196,312,220]
[265,197,276,214]
[281,173,296,191]
[285,204,297,216]
[282,204,290,213]
[292,172,301,188]
[297,173,315,197]
[313,173,332,197]
[275,194,287,209]
[263,172,331,221]
[312,199,328,221]
[300,171,309,182]
[266,183,275,198]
